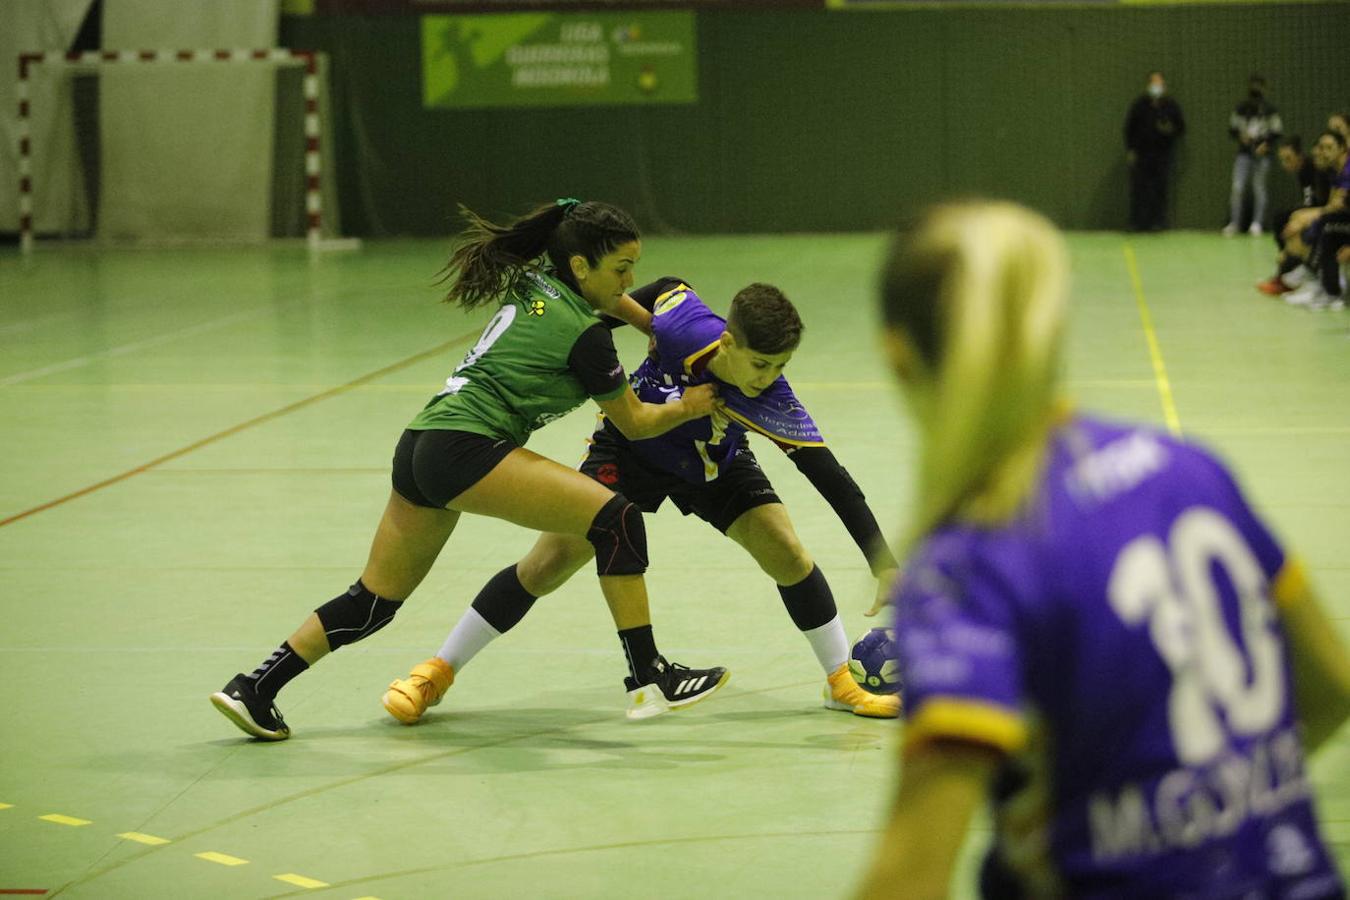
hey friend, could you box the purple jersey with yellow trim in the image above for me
[892,414,1343,899]
[626,283,823,483]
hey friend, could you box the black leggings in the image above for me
[1311,211,1350,296]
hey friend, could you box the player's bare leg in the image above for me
[728,504,898,718]
[386,448,728,723]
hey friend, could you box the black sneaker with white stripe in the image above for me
[624,655,730,720]
[210,673,291,741]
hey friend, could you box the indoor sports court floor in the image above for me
[1,231,1347,898]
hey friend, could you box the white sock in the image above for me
[436,608,501,672]
[802,614,850,674]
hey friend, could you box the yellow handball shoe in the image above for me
[824,663,900,718]
[382,657,455,725]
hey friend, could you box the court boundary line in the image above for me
[1123,242,1183,436]
[0,329,481,529]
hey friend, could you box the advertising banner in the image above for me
[422,11,697,108]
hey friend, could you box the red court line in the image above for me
[0,331,478,529]
[0,892,48,896]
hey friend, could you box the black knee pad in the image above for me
[587,494,648,576]
[315,581,401,650]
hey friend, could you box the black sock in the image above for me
[777,564,838,631]
[470,566,538,633]
[247,641,309,701]
[618,625,658,682]
[1278,255,1301,276]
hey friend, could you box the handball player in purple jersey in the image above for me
[383,277,904,722]
[856,202,1350,899]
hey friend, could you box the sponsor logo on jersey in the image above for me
[527,299,547,317]
[524,270,561,299]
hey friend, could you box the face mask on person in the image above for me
[1148,83,1165,99]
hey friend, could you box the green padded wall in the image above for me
[282,3,1350,235]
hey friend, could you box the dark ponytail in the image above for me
[441,199,640,309]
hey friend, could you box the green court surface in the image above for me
[1,232,1347,899]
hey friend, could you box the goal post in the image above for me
[16,48,339,253]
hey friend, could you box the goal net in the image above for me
[17,49,340,251]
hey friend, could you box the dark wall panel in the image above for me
[283,4,1350,235]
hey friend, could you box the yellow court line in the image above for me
[39,813,91,826]
[1122,243,1183,436]
[274,873,330,889]
[0,802,12,810]
[195,851,249,866]
[118,831,171,846]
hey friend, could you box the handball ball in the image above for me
[849,627,901,695]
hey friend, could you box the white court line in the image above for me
[0,309,268,387]
[0,311,76,337]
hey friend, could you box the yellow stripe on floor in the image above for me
[118,831,171,846]
[1122,242,1183,436]
[195,851,248,866]
[273,873,329,889]
[0,803,13,810]
[39,813,91,826]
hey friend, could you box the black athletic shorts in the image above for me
[391,428,517,509]
[580,422,781,533]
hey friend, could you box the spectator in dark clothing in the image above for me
[1257,136,1329,295]
[1280,130,1349,310]
[1280,137,1328,208]
[1223,74,1284,236]
[1124,71,1186,232]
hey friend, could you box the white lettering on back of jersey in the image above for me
[1067,431,1168,505]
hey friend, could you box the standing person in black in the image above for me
[1124,71,1186,232]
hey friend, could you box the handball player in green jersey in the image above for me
[211,199,727,741]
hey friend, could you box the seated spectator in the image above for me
[1282,130,1350,310]
[1257,136,1329,295]
[1329,111,1350,143]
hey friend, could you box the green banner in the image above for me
[422,12,697,109]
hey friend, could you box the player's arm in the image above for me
[854,741,1000,900]
[599,276,687,335]
[599,293,653,336]
[1328,186,1347,214]
[598,383,719,441]
[1273,561,1350,752]
[1286,187,1347,236]
[786,445,900,607]
[572,324,719,440]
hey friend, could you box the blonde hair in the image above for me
[880,201,1069,549]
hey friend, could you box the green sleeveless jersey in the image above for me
[407,270,627,445]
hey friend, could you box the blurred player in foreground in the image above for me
[383,277,901,722]
[856,201,1350,898]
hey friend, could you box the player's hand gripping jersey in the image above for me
[408,270,628,445]
[891,415,1343,899]
[623,282,823,481]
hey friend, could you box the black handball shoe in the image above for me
[210,673,291,741]
[624,655,730,720]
